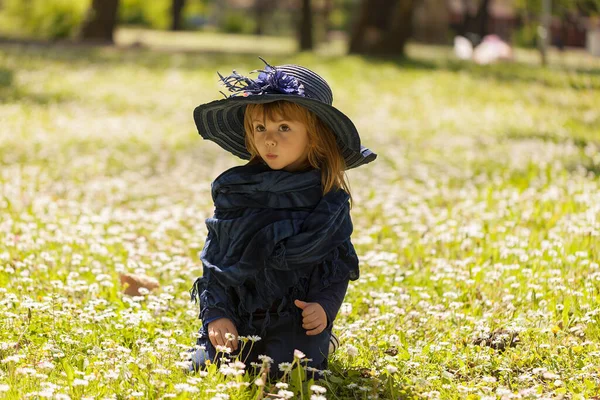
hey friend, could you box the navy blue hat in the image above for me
[193,57,376,170]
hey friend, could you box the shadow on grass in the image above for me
[503,130,600,149]
[582,163,600,176]
[323,52,600,90]
[2,36,599,91]
[441,59,600,90]
[0,37,295,72]
[0,37,440,74]
[362,51,600,90]
[565,161,600,177]
[501,130,600,180]
[0,64,74,104]
[1,86,75,105]
[345,54,438,71]
[326,360,417,399]
[0,67,14,87]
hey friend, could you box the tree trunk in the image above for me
[255,0,267,35]
[458,0,491,42]
[79,0,120,43]
[348,0,417,56]
[322,0,333,42]
[474,0,491,39]
[171,0,186,31]
[539,0,552,65]
[299,0,313,51]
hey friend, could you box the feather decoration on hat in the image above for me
[218,57,305,99]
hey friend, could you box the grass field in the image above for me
[1,29,600,399]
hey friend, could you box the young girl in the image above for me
[188,58,376,374]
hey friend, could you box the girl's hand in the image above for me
[294,300,327,336]
[207,318,239,351]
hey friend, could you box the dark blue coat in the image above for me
[190,162,359,335]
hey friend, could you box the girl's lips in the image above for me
[266,154,278,159]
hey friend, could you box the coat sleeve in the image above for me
[190,228,240,328]
[190,179,233,327]
[202,310,228,326]
[306,277,349,330]
[190,274,238,327]
[305,239,359,329]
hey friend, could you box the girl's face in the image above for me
[251,113,310,172]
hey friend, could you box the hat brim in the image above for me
[193,95,377,170]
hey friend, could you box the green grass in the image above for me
[1,28,600,399]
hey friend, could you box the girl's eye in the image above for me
[279,125,290,132]
[255,125,265,132]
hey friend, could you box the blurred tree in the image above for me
[171,0,186,30]
[514,0,600,63]
[327,0,357,32]
[322,0,333,40]
[348,0,417,56]
[299,0,313,50]
[255,0,275,35]
[0,0,88,39]
[457,0,491,43]
[80,0,120,42]
[579,0,600,12]
[540,0,551,65]
[515,0,599,14]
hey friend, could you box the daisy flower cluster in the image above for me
[1,41,599,399]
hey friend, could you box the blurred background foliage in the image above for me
[119,0,173,30]
[0,0,89,39]
[0,0,355,38]
[0,0,599,58]
[0,0,175,38]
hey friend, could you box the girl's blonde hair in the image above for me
[243,101,352,205]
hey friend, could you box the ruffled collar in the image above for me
[211,162,323,210]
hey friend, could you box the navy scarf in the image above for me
[190,162,358,328]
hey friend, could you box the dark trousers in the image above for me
[189,310,330,378]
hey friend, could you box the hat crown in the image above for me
[276,64,334,105]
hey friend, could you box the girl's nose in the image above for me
[264,132,276,147]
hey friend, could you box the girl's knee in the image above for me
[266,336,329,371]
[188,334,218,373]
[187,346,209,373]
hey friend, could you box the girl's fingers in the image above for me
[211,331,220,347]
[208,329,217,347]
[215,329,225,347]
[221,330,229,348]
[302,307,316,317]
[306,324,325,336]
[303,318,324,330]
[302,320,320,330]
[303,314,320,324]
[225,328,238,350]
[208,320,240,350]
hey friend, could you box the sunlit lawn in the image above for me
[1,28,600,399]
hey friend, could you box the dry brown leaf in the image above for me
[119,273,160,296]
